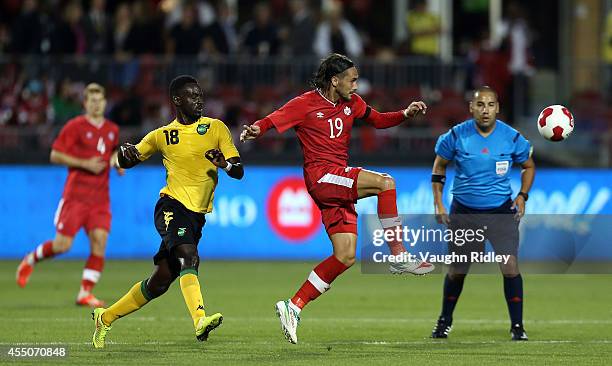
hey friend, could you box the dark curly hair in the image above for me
[169,75,199,98]
[309,53,355,91]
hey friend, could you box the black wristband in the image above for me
[118,146,136,168]
[518,192,529,201]
[224,161,242,174]
[431,174,446,184]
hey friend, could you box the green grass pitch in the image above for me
[1,260,611,365]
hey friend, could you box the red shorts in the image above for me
[53,198,111,237]
[305,166,362,236]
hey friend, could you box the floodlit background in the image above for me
[0,0,610,258]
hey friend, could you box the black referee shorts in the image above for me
[152,195,205,267]
[448,199,519,258]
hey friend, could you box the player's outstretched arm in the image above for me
[432,154,450,225]
[364,101,427,129]
[240,117,276,142]
[50,149,107,175]
[403,101,427,118]
[240,124,261,142]
[117,143,142,169]
[205,149,244,180]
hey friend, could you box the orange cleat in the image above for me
[76,294,106,308]
[16,257,34,288]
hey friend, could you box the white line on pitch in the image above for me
[4,317,612,325]
[329,340,612,345]
[0,340,611,346]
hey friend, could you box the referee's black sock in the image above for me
[504,274,524,327]
[441,274,465,321]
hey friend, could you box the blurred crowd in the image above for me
[0,0,610,160]
[0,0,386,60]
[0,0,474,132]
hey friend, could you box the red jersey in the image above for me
[51,115,119,204]
[265,90,367,169]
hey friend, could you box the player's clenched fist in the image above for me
[205,149,227,167]
[403,101,427,118]
[240,124,261,142]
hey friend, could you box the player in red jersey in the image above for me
[16,83,123,307]
[241,53,435,344]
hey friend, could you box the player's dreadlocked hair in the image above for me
[169,75,199,98]
[309,53,355,91]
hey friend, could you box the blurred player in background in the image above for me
[430,86,535,341]
[91,75,243,348]
[16,83,122,308]
[241,53,433,344]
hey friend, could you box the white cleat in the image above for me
[275,300,300,344]
[389,256,435,275]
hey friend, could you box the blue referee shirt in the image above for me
[435,119,532,209]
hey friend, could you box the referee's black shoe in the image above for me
[431,316,452,338]
[510,323,528,341]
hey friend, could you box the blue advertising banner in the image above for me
[0,166,610,259]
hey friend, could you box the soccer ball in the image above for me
[537,105,574,142]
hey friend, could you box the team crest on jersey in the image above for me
[108,132,115,141]
[344,106,351,116]
[197,124,210,135]
[496,161,510,176]
[86,132,93,139]
[316,112,324,119]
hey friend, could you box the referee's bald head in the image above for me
[472,86,498,101]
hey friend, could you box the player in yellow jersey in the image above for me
[91,75,243,348]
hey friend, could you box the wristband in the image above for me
[431,174,446,184]
[517,191,529,201]
[223,161,232,172]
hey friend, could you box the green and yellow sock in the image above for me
[102,280,152,326]
[179,270,206,327]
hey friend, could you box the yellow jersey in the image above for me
[406,11,440,56]
[604,13,612,63]
[135,117,240,213]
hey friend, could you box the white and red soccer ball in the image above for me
[537,105,574,142]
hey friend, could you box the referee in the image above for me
[430,86,535,341]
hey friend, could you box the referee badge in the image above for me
[197,124,210,135]
[496,161,510,176]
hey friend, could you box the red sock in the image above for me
[291,255,349,310]
[80,254,105,296]
[377,189,405,255]
[27,240,55,265]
